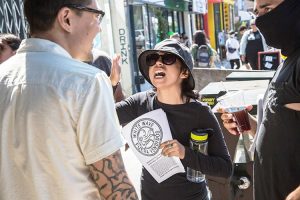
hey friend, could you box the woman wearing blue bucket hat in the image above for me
[116,39,232,200]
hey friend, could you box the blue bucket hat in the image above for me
[138,39,195,89]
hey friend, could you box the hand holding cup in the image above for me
[217,91,252,134]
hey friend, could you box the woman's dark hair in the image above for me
[239,25,247,32]
[180,66,199,100]
[193,30,207,47]
[24,0,92,35]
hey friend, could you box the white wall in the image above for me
[96,0,133,96]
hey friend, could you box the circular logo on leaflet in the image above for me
[131,118,163,156]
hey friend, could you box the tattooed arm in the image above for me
[89,150,139,200]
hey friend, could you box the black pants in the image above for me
[229,59,241,69]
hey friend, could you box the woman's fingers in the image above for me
[220,113,239,135]
[160,140,185,159]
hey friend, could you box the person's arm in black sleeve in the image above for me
[115,91,150,126]
[181,106,233,178]
[115,96,138,126]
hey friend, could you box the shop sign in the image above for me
[164,0,189,11]
[119,29,128,64]
[224,4,230,31]
[193,0,208,14]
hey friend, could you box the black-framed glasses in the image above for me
[145,53,177,66]
[63,4,105,23]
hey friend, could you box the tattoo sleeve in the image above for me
[89,150,139,200]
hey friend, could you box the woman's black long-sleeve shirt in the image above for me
[116,90,232,200]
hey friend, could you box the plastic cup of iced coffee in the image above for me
[217,91,251,133]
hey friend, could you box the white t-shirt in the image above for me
[0,38,123,200]
[225,37,240,60]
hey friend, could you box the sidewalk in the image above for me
[215,59,249,70]
[121,147,142,199]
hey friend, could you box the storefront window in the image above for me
[167,10,184,37]
[133,3,186,53]
[133,4,170,55]
[195,14,204,30]
[214,3,222,34]
[173,11,179,32]
[168,11,173,33]
[133,6,144,47]
[129,0,191,92]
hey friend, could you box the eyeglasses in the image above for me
[145,53,177,66]
[63,4,105,23]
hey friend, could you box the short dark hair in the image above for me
[239,25,247,32]
[193,30,207,46]
[24,0,92,35]
[0,33,21,51]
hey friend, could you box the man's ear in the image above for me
[57,7,72,33]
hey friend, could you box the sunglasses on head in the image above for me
[145,53,177,66]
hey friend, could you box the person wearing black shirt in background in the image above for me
[87,48,125,102]
[239,19,267,70]
[220,0,300,199]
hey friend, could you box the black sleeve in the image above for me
[296,56,300,94]
[115,91,151,125]
[182,106,233,178]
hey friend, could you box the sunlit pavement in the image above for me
[121,147,142,199]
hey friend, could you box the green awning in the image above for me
[164,0,190,11]
[129,0,191,12]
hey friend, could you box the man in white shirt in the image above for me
[0,0,138,199]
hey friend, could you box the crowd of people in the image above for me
[170,19,271,70]
[220,19,268,70]
[0,0,299,199]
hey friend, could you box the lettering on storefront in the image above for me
[119,28,128,64]
[201,97,216,106]
[224,4,230,31]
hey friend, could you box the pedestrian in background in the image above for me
[0,0,138,199]
[220,0,300,199]
[240,19,267,70]
[237,25,247,41]
[180,32,191,48]
[170,32,181,42]
[190,30,214,68]
[85,48,125,102]
[116,39,232,200]
[0,33,21,64]
[225,31,241,69]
